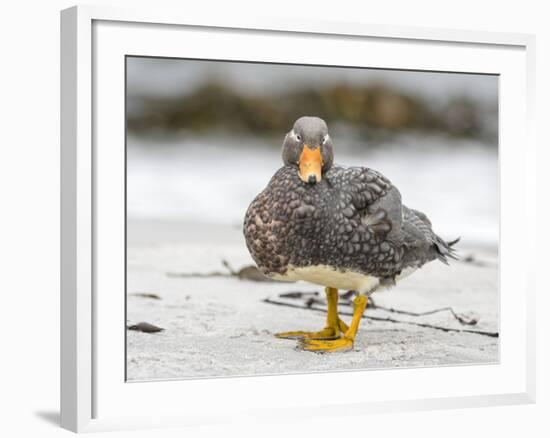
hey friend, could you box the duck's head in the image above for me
[282,116,334,184]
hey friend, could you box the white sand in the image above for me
[126,220,498,381]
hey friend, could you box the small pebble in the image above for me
[128,322,164,333]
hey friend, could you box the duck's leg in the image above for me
[275,287,341,340]
[300,294,368,353]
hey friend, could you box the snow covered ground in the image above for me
[126,220,498,381]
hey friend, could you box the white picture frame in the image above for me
[60,4,536,433]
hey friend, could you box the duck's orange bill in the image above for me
[298,145,323,183]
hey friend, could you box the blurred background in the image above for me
[126,57,498,248]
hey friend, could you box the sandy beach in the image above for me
[126,219,499,381]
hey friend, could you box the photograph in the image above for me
[125,56,499,381]
[1,0,543,435]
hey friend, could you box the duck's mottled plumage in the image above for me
[244,164,457,292]
[243,116,459,352]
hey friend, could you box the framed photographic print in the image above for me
[60,5,536,432]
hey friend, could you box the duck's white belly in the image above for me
[272,264,381,294]
[271,264,418,294]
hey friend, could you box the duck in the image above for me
[243,116,458,353]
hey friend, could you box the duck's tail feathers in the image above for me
[434,236,460,265]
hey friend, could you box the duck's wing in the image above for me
[344,167,404,243]
[341,166,458,267]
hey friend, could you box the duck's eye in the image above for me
[322,134,329,144]
[296,134,301,141]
